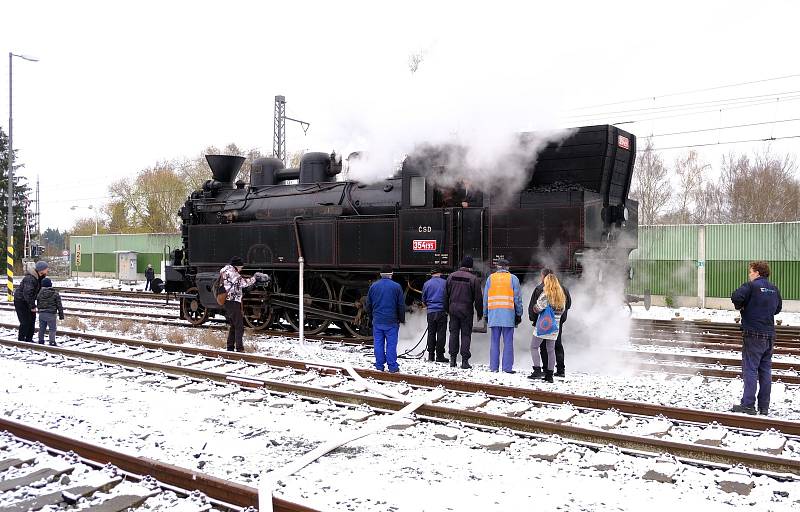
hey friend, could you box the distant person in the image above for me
[444,256,483,369]
[14,261,49,342]
[529,273,567,383]
[219,256,267,352]
[528,268,572,379]
[145,264,155,291]
[36,278,64,346]
[422,267,448,363]
[483,258,523,373]
[730,260,782,415]
[365,264,405,373]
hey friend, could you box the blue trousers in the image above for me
[373,323,399,372]
[741,331,774,411]
[489,326,515,372]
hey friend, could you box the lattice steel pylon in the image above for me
[273,95,286,164]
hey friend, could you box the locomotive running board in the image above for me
[269,298,360,323]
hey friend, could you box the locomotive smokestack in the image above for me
[206,155,245,183]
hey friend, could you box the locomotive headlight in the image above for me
[622,206,629,221]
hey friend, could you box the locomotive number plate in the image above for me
[412,240,437,252]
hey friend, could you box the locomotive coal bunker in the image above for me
[165,124,639,337]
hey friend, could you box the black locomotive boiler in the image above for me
[164,124,639,336]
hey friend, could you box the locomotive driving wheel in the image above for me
[337,284,372,339]
[242,284,276,331]
[181,287,208,326]
[283,275,333,335]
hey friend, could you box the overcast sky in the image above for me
[3,0,800,231]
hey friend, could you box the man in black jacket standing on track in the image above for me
[528,268,571,379]
[444,256,483,369]
[730,260,782,416]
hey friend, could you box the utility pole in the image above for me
[272,95,310,166]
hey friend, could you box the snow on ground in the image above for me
[632,305,800,326]
[2,355,799,512]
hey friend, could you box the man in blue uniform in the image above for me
[365,264,405,373]
[422,267,448,363]
[730,260,782,415]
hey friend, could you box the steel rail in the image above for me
[0,417,319,511]
[3,339,800,475]
[1,321,796,435]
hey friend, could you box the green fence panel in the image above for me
[706,260,800,300]
[630,225,698,261]
[137,253,164,273]
[628,260,697,296]
[706,223,800,261]
[94,253,117,273]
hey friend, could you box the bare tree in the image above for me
[630,138,672,224]
[668,150,708,223]
[721,149,799,223]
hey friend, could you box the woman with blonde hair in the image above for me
[530,273,566,383]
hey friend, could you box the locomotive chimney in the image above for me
[206,155,245,184]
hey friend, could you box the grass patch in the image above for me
[62,316,87,332]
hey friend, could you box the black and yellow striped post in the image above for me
[6,236,13,301]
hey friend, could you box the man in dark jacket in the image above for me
[528,268,572,378]
[444,256,483,369]
[730,260,782,415]
[36,278,64,345]
[422,267,448,363]
[14,261,49,342]
[145,264,155,291]
[365,264,405,373]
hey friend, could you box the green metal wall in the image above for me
[69,233,181,273]
[630,222,800,300]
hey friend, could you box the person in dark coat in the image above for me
[14,261,49,342]
[528,268,572,378]
[730,260,782,415]
[145,264,155,291]
[422,267,448,363]
[365,264,405,373]
[36,278,64,346]
[444,256,483,369]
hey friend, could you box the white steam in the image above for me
[308,28,571,198]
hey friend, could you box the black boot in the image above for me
[428,352,435,362]
[435,354,449,363]
[450,356,457,368]
[543,370,554,383]
[461,358,472,369]
[554,367,565,378]
[528,367,543,379]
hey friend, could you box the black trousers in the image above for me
[145,278,152,291]
[426,311,448,357]
[224,300,245,351]
[448,311,473,359]
[14,299,36,342]
[540,320,565,372]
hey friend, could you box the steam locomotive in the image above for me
[163,124,638,336]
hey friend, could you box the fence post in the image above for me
[697,224,706,309]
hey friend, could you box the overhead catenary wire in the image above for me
[639,134,800,152]
[569,72,800,111]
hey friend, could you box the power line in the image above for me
[649,118,800,138]
[640,134,800,152]
[566,89,800,119]
[569,73,800,111]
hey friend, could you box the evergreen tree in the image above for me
[0,127,32,267]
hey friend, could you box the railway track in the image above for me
[0,420,317,511]
[2,330,799,477]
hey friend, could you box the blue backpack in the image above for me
[536,305,558,336]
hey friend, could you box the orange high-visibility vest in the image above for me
[487,272,514,310]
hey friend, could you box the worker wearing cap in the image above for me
[483,258,523,373]
[14,261,49,343]
[422,266,448,363]
[365,264,405,373]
